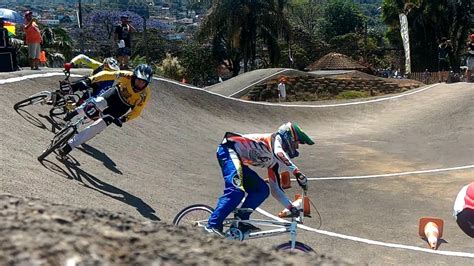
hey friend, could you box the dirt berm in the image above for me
[0,193,346,265]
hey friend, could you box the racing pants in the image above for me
[456,208,474,238]
[207,144,270,230]
[68,87,130,149]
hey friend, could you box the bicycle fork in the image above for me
[289,221,298,249]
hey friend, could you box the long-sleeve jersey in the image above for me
[70,54,104,75]
[223,132,301,208]
[87,71,150,121]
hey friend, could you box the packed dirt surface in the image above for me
[0,69,473,264]
[0,193,344,265]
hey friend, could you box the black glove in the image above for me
[289,206,301,217]
[120,116,128,123]
[294,171,308,191]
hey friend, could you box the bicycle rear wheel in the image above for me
[275,241,315,253]
[173,204,213,227]
[37,124,76,161]
[14,93,49,110]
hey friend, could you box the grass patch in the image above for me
[336,90,369,99]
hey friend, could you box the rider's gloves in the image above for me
[289,205,301,217]
[120,116,128,123]
[294,170,308,191]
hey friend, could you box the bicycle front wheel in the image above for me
[14,93,49,110]
[37,124,76,161]
[173,204,213,227]
[275,241,315,253]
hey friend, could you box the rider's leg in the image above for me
[238,167,270,220]
[59,96,109,156]
[65,95,108,121]
[68,118,108,148]
[58,118,108,157]
[207,145,245,230]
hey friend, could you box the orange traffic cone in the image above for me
[280,172,291,189]
[295,194,310,217]
[39,50,47,64]
[418,217,443,250]
[278,194,311,218]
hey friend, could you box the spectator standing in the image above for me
[0,18,10,48]
[466,34,474,82]
[114,15,135,70]
[453,182,474,238]
[0,18,19,71]
[23,11,42,70]
[422,69,429,84]
[277,77,287,102]
[438,37,451,82]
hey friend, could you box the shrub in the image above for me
[336,90,368,99]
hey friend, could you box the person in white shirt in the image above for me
[453,182,474,238]
[277,77,287,102]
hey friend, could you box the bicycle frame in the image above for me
[193,190,307,250]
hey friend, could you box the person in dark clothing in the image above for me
[438,37,452,82]
[0,18,10,48]
[466,34,474,82]
[0,18,18,71]
[114,15,135,70]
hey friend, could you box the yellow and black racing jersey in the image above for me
[87,70,150,121]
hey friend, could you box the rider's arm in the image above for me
[89,71,117,84]
[273,134,299,174]
[70,71,116,92]
[268,165,293,209]
[70,54,101,70]
[124,87,150,121]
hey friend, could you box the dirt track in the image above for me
[0,69,473,264]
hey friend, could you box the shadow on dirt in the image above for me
[38,114,63,133]
[14,108,48,130]
[77,143,123,175]
[40,157,160,221]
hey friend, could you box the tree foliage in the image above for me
[178,41,218,86]
[159,53,185,81]
[382,0,472,72]
[321,0,366,42]
[198,0,291,76]
[40,26,73,63]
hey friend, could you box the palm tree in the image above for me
[198,0,290,76]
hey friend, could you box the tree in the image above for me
[198,0,291,76]
[321,0,366,42]
[159,53,185,81]
[288,0,325,39]
[40,25,73,61]
[178,41,218,86]
[382,0,472,72]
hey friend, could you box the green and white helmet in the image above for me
[277,122,314,158]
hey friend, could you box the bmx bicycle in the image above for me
[173,189,314,253]
[13,63,83,115]
[37,98,122,161]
